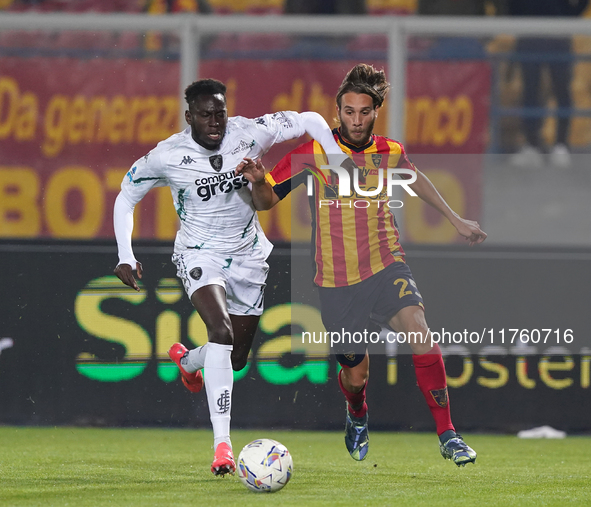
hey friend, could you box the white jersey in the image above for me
[119,111,307,258]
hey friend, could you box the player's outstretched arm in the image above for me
[298,111,350,168]
[236,157,280,211]
[409,169,487,246]
[113,192,143,290]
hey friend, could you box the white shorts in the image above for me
[172,248,269,316]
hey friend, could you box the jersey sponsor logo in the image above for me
[180,155,196,165]
[254,116,266,126]
[194,171,249,201]
[230,139,255,155]
[209,154,223,172]
[189,267,202,280]
[356,167,379,184]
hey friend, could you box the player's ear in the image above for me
[335,104,342,125]
[184,110,191,125]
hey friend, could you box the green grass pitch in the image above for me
[1,427,590,506]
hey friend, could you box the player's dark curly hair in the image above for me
[336,63,390,109]
[184,79,226,105]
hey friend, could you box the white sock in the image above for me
[181,344,208,373]
[204,342,233,450]
[213,433,232,450]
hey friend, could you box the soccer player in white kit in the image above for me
[113,79,351,476]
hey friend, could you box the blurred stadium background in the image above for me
[1,0,590,434]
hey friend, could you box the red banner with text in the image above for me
[0,57,489,243]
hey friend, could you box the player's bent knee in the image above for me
[207,323,234,346]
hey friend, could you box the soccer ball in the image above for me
[237,438,293,492]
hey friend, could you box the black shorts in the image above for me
[318,261,424,368]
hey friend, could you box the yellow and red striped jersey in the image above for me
[266,128,416,287]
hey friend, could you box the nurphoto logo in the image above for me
[307,165,417,209]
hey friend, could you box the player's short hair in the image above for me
[184,79,227,105]
[336,63,390,109]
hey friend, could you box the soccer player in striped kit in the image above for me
[237,64,486,466]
